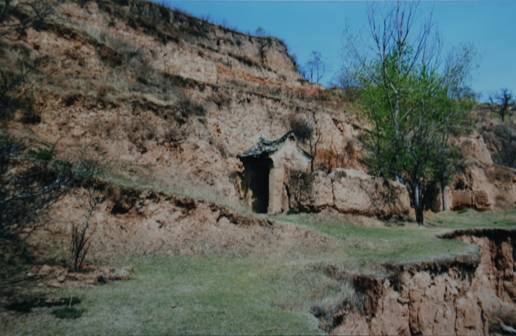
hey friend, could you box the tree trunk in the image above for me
[415,203,424,224]
[413,183,424,224]
[440,182,449,211]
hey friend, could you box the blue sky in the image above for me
[159,0,516,100]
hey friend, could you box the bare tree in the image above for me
[255,26,267,37]
[69,159,102,272]
[303,51,326,84]
[489,88,514,122]
[70,187,100,272]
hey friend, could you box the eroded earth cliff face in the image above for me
[3,0,365,209]
[2,0,515,217]
[24,182,334,260]
[449,132,516,211]
[287,169,411,218]
[326,230,516,336]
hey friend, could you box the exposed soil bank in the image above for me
[322,229,516,336]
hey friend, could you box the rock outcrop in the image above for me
[449,164,516,211]
[287,169,411,218]
[442,130,516,211]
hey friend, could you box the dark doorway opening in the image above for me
[241,156,273,213]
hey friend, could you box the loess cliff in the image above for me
[1,0,363,208]
[1,0,514,218]
[0,1,515,335]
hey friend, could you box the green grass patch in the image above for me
[427,208,516,229]
[4,256,351,335]
[3,209,514,335]
[274,213,479,269]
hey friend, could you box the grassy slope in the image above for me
[279,209,516,267]
[2,209,515,335]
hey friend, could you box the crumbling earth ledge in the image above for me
[321,229,516,336]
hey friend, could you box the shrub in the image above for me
[0,136,105,257]
[340,87,362,103]
[20,103,41,124]
[0,47,41,122]
[72,158,101,183]
[25,1,55,29]
[1,0,55,37]
[129,0,173,29]
[210,92,232,109]
[29,145,56,162]
[491,125,516,168]
[289,115,313,142]
[0,132,19,174]
[52,306,84,319]
[0,64,29,113]
[174,98,206,124]
[163,127,184,144]
[134,60,157,84]
[76,0,90,8]
[84,25,143,68]
[0,141,73,238]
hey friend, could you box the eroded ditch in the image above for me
[315,229,516,336]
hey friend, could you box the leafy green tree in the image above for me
[346,2,474,224]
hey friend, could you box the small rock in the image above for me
[38,265,53,276]
[108,266,134,281]
[47,280,64,288]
